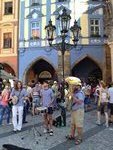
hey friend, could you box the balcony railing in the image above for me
[19,35,108,53]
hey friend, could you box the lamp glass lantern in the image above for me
[45,20,56,45]
[70,20,81,45]
[57,8,71,35]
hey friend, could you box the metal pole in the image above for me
[61,38,66,126]
[62,52,65,100]
[61,36,65,100]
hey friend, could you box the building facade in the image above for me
[0,0,19,76]
[104,0,113,82]
[19,0,106,84]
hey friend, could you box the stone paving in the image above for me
[0,110,113,150]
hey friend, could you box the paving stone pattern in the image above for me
[0,110,113,150]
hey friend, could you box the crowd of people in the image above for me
[0,79,65,135]
[0,78,113,145]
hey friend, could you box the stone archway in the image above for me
[24,58,58,83]
[71,57,102,85]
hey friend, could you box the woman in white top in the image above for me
[96,81,109,127]
[10,81,28,132]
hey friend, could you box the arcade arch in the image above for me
[72,57,102,85]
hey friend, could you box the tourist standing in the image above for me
[108,82,113,124]
[52,81,59,109]
[26,82,33,112]
[0,85,11,125]
[10,81,28,131]
[32,83,41,115]
[40,81,54,136]
[66,83,85,145]
[84,84,91,111]
[96,81,109,127]
[23,84,30,124]
[94,85,100,105]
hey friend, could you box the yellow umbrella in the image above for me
[65,76,81,111]
[65,76,81,85]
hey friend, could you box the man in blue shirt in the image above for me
[67,83,85,145]
[40,81,54,136]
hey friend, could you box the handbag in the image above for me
[12,90,21,105]
[12,96,19,105]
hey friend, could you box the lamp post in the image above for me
[45,8,81,100]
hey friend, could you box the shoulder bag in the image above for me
[12,90,22,105]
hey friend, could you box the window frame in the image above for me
[90,18,100,37]
[31,0,40,6]
[3,32,12,49]
[4,1,13,15]
[31,22,40,39]
[57,0,68,2]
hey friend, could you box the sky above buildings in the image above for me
[72,0,88,20]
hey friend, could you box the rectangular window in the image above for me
[4,2,13,15]
[58,0,67,2]
[3,33,12,48]
[31,0,40,6]
[90,19,100,37]
[31,22,40,39]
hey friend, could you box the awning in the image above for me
[0,70,16,80]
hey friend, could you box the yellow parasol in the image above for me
[65,76,81,111]
[65,76,81,85]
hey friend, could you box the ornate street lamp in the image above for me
[70,20,81,45]
[57,8,71,34]
[45,8,81,100]
[45,20,56,46]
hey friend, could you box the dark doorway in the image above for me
[72,57,102,85]
[26,59,57,83]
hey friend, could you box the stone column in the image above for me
[108,42,113,81]
[103,44,111,83]
[110,0,113,10]
[104,0,113,82]
[57,51,71,81]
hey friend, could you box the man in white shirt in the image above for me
[108,82,113,123]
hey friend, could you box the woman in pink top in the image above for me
[0,85,11,125]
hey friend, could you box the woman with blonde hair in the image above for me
[96,80,109,127]
[10,81,28,132]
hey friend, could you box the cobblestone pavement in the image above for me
[0,110,113,150]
